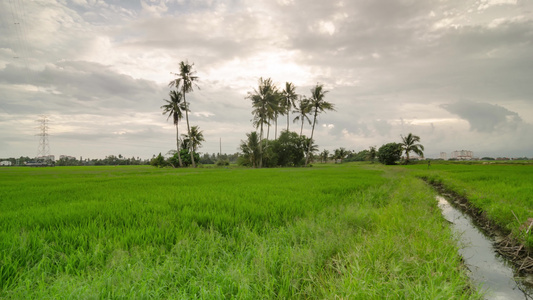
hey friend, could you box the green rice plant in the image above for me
[408,163,533,247]
[0,164,479,298]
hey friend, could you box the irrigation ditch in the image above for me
[422,178,533,299]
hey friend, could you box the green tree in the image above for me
[400,133,424,164]
[281,82,298,132]
[333,147,350,163]
[305,84,335,166]
[273,90,284,140]
[368,146,377,163]
[199,153,215,164]
[377,143,402,165]
[270,130,307,167]
[293,97,312,137]
[169,61,199,167]
[320,149,330,163]
[302,137,319,164]
[169,149,200,167]
[345,150,369,162]
[150,153,167,168]
[239,131,261,168]
[247,77,279,168]
[181,125,205,154]
[161,90,188,167]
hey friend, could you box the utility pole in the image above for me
[219,137,222,158]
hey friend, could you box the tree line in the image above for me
[158,61,336,168]
[158,60,424,168]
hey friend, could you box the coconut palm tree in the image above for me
[320,149,330,163]
[305,83,335,166]
[181,125,205,154]
[281,82,298,132]
[169,60,199,167]
[367,146,377,163]
[400,133,424,164]
[161,90,188,167]
[293,96,312,137]
[333,147,350,163]
[247,77,279,168]
[239,131,260,168]
[302,137,319,164]
[273,90,285,140]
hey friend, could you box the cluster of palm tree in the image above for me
[318,147,352,163]
[161,66,335,168]
[161,61,204,167]
[246,78,335,167]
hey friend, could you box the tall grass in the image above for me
[0,164,479,298]
[408,163,533,247]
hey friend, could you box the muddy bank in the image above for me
[423,178,533,275]
[436,195,532,299]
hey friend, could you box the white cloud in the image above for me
[478,0,517,11]
[318,21,336,35]
[193,111,215,118]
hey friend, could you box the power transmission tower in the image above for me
[36,115,50,160]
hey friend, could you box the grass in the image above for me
[407,162,533,248]
[0,164,479,298]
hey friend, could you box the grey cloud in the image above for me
[372,119,392,136]
[0,61,166,115]
[2,0,533,158]
[441,100,522,132]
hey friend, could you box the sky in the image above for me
[1,0,532,160]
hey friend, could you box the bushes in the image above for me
[150,153,168,168]
[215,159,230,167]
[238,130,311,167]
[377,143,402,165]
[152,150,201,168]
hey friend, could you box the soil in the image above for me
[426,180,533,275]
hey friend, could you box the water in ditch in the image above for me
[436,195,533,299]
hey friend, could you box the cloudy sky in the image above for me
[1,0,532,160]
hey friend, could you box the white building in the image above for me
[440,152,447,160]
[0,161,12,166]
[451,150,474,160]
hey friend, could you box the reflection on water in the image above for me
[436,195,532,300]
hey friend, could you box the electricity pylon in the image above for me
[36,115,50,160]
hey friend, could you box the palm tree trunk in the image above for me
[176,124,183,167]
[259,122,263,168]
[183,91,196,168]
[287,110,290,132]
[265,119,270,156]
[267,119,270,140]
[275,114,278,139]
[299,115,304,137]
[305,108,318,166]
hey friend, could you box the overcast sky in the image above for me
[1,0,532,160]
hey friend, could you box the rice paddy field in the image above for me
[408,162,533,248]
[0,163,489,298]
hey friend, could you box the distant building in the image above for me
[59,155,76,160]
[451,150,473,160]
[0,161,12,166]
[440,152,447,160]
[36,155,55,161]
